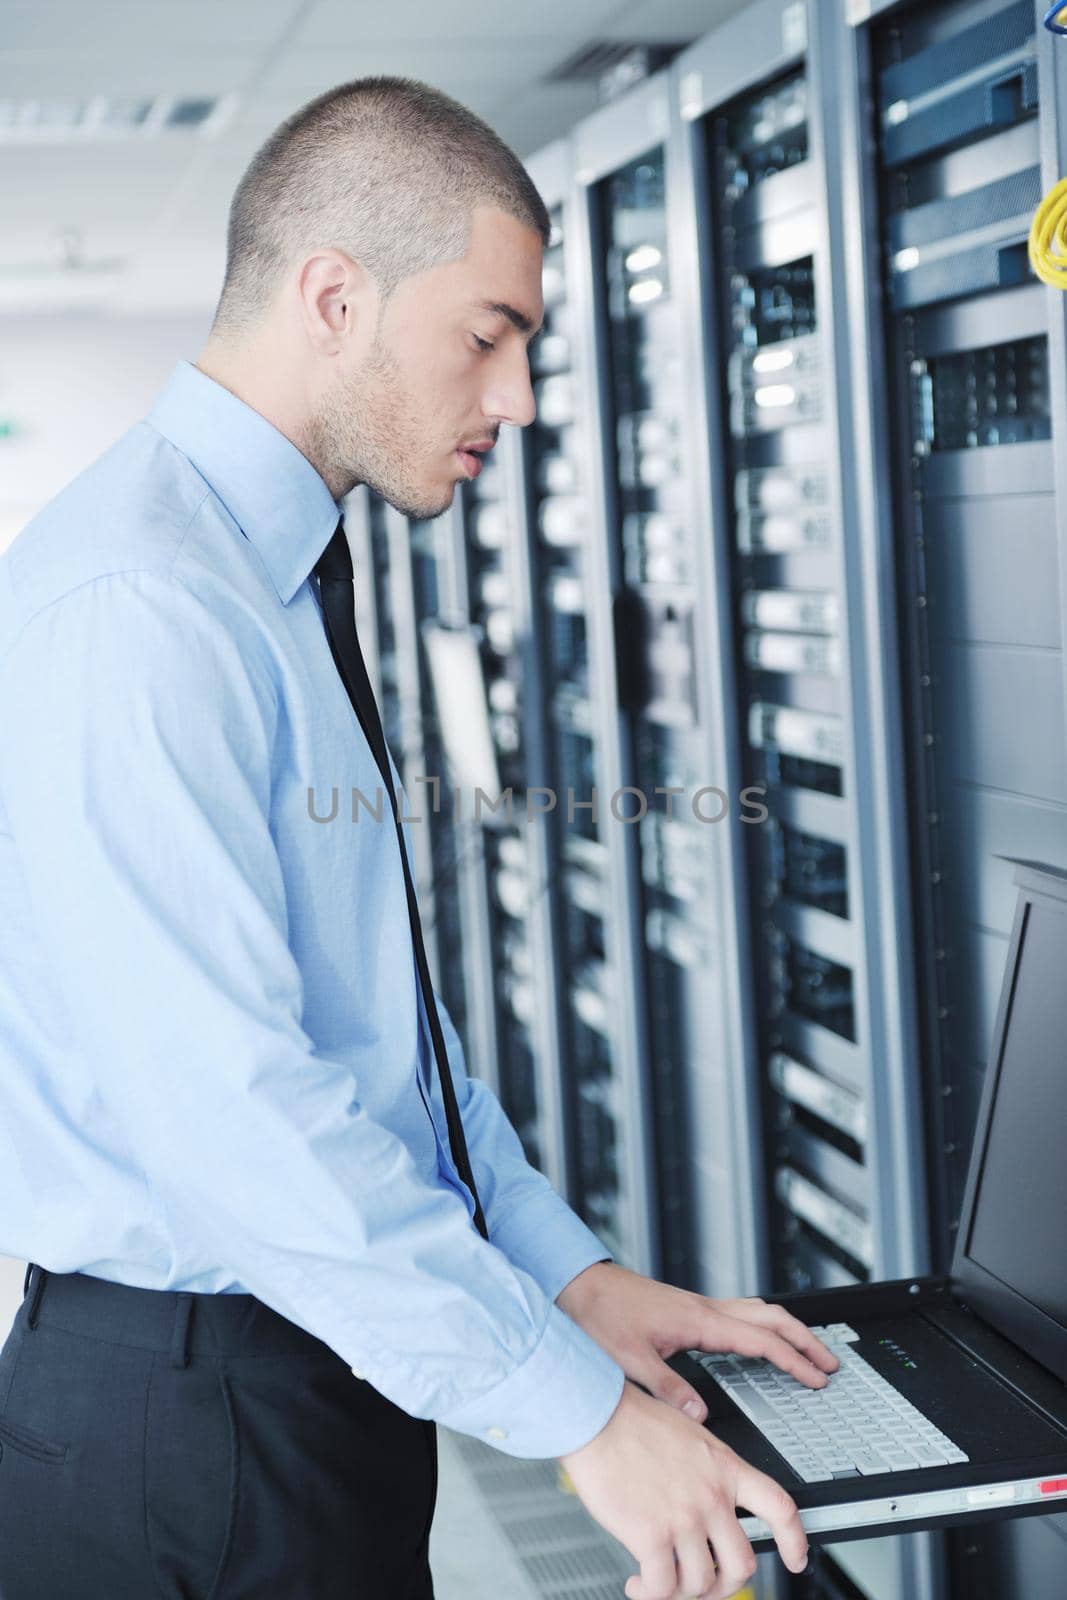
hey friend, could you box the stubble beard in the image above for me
[307,335,455,521]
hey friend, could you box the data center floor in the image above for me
[430,1426,636,1600]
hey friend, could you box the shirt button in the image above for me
[351,1366,365,1380]
[487,1426,507,1442]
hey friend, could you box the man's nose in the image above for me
[483,352,536,428]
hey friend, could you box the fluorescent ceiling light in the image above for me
[0,94,237,144]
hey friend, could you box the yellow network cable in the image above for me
[1029,176,1067,288]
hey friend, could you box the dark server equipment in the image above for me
[345,491,471,1041]
[852,0,1067,1592]
[597,143,704,1286]
[568,72,765,1287]
[873,0,1053,1270]
[706,46,873,1300]
[408,514,473,1038]
[520,160,652,1259]
[673,1,935,1591]
[454,430,550,1169]
[349,490,400,751]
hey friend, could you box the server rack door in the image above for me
[492,137,587,1198]
[844,0,1067,1592]
[672,0,936,1594]
[675,0,928,1310]
[512,128,658,1269]
[427,499,504,1102]
[449,413,558,1159]
[566,80,692,1279]
[343,494,470,1044]
[382,506,437,983]
[1041,0,1067,740]
[518,139,652,1246]
[344,488,382,699]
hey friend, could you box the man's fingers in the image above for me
[734,1462,808,1575]
[632,1350,709,1422]
[704,1512,758,1598]
[754,1304,840,1373]
[707,1297,840,1377]
[724,1319,829,1387]
[624,1541,678,1600]
[675,1530,718,1597]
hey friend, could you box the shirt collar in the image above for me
[146,359,341,605]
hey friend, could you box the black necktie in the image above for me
[313,517,489,1240]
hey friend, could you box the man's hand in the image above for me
[560,1380,808,1600]
[556,1262,839,1423]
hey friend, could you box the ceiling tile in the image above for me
[290,0,626,46]
[488,82,601,160]
[0,0,750,317]
[0,48,257,99]
[0,1,304,53]
[0,143,198,227]
[601,0,749,43]
[256,37,574,101]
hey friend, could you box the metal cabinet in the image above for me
[671,0,931,1322]
[344,491,472,1039]
[833,1,1067,1593]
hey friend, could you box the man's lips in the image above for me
[456,441,495,478]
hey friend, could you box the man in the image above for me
[0,77,837,1600]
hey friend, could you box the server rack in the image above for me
[673,0,928,1305]
[443,421,566,1174]
[669,1,936,1594]
[486,139,591,1197]
[838,0,1067,1592]
[567,76,749,1285]
[473,118,663,1275]
[345,490,475,1041]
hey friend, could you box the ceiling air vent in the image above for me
[0,94,237,144]
[548,41,684,103]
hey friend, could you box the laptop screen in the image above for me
[963,897,1067,1334]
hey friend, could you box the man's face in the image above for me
[320,205,543,518]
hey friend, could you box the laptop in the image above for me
[670,856,1067,1548]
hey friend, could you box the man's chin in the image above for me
[375,481,455,523]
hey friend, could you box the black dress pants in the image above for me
[0,1265,437,1599]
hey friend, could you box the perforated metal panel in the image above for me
[450,1432,636,1600]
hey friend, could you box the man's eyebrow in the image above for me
[476,300,543,338]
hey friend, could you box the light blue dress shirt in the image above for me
[0,358,625,1459]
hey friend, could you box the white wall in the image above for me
[0,309,211,1339]
[0,309,211,554]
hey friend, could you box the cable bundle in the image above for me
[1029,177,1067,288]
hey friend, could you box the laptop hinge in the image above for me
[930,1294,1067,1433]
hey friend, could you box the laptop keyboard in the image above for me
[693,1322,970,1482]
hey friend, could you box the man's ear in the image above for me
[296,249,378,354]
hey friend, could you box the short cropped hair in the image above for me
[211,75,550,338]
